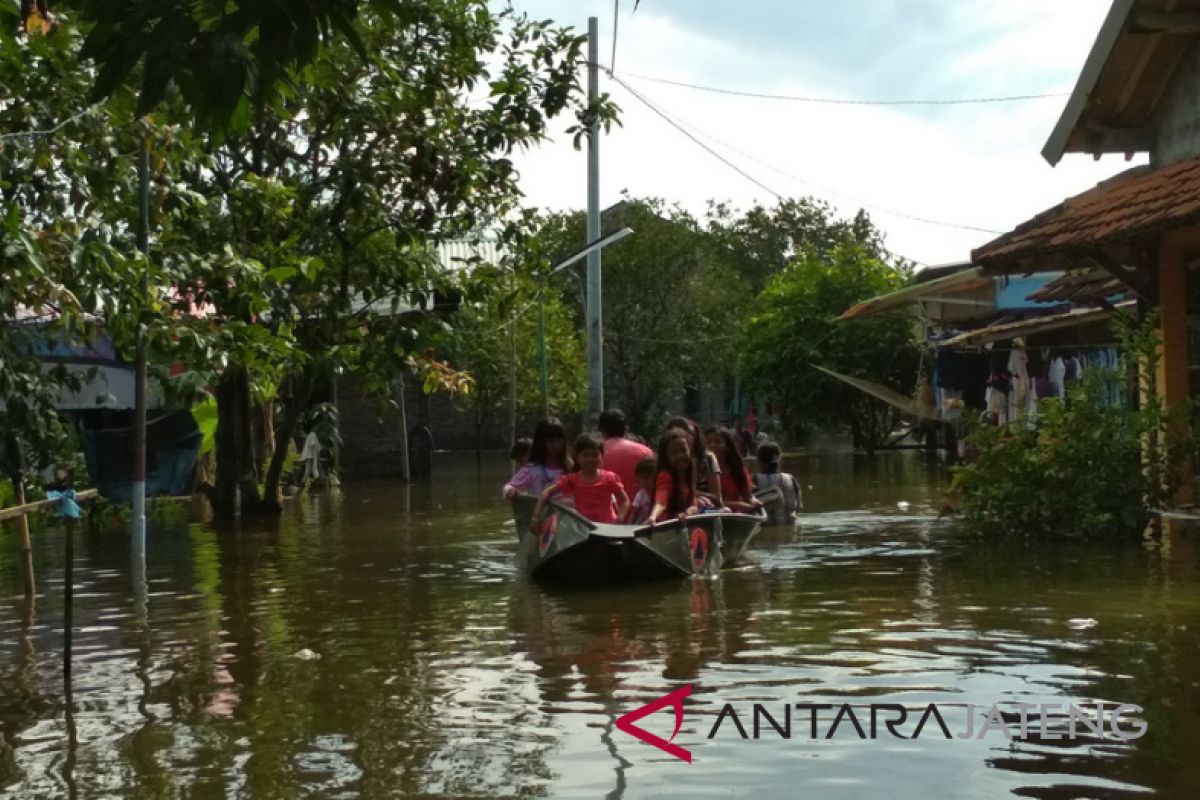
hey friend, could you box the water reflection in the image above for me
[0,453,1196,799]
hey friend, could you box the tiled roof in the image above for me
[973,155,1200,266]
[1025,268,1128,305]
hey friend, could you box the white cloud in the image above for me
[508,1,1142,267]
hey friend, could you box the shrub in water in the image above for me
[950,314,1190,538]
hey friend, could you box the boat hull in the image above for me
[511,496,763,584]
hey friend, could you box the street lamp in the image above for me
[538,227,633,416]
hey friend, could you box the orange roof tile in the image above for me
[973,155,1200,267]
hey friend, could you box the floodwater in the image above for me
[1,452,1198,799]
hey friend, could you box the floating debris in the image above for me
[1067,618,1099,631]
[294,648,322,660]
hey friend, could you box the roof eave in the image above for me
[1042,0,1139,166]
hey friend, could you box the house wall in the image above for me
[1155,41,1200,165]
[338,377,545,478]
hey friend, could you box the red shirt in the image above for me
[601,436,654,497]
[654,471,695,520]
[555,470,624,524]
[719,467,753,503]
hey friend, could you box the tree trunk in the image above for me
[259,376,313,514]
[213,366,262,518]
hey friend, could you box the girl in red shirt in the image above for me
[530,433,629,529]
[649,429,701,523]
[704,426,763,514]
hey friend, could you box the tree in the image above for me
[2,4,617,515]
[0,8,170,474]
[437,262,586,454]
[740,239,919,452]
[707,199,886,296]
[151,5,615,514]
[530,198,744,435]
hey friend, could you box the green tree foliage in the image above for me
[529,198,741,434]
[0,9,166,471]
[951,314,1190,538]
[739,240,919,451]
[2,5,616,514]
[437,261,586,442]
[707,199,885,295]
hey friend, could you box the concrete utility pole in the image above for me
[132,143,149,558]
[586,16,603,423]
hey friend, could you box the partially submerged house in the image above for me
[838,263,1130,434]
[971,0,1200,494]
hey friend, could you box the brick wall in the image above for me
[338,376,563,478]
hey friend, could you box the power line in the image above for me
[613,76,786,201]
[614,331,735,344]
[610,0,620,74]
[615,69,1069,106]
[608,74,1002,236]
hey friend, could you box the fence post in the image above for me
[14,477,35,597]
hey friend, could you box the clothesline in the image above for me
[933,343,1120,354]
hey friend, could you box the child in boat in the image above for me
[509,437,532,474]
[649,429,701,523]
[704,426,763,514]
[625,456,658,524]
[752,441,802,525]
[504,418,571,498]
[530,433,629,530]
[664,417,723,510]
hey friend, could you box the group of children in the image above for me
[504,414,801,532]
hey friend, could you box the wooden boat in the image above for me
[510,495,766,584]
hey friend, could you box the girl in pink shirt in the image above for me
[530,433,629,529]
[504,418,571,498]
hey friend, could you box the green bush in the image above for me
[950,314,1188,538]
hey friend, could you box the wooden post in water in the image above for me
[3,436,35,596]
[398,372,411,483]
[14,477,35,597]
[63,509,74,704]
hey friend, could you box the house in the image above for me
[973,0,1200,419]
[971,0,1200,499]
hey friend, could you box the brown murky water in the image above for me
[1,453,1198,799]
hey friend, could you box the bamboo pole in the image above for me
[0,489,99,522]
[13,479,35,596]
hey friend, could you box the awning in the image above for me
[839,267,992,320]
[938,300,1136,348]
[812,365,939,421]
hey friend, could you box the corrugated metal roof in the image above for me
[839,268,992,320]
[938,300,1136,348]
[435,238,506,272]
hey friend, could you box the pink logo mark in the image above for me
[615,684,693,763]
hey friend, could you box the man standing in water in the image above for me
[597,409,653,499]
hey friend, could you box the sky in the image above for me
[499,0,1143,268]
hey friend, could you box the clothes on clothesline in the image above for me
[981,345,1125,427]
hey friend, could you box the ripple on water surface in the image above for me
[0,454,1198,799]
